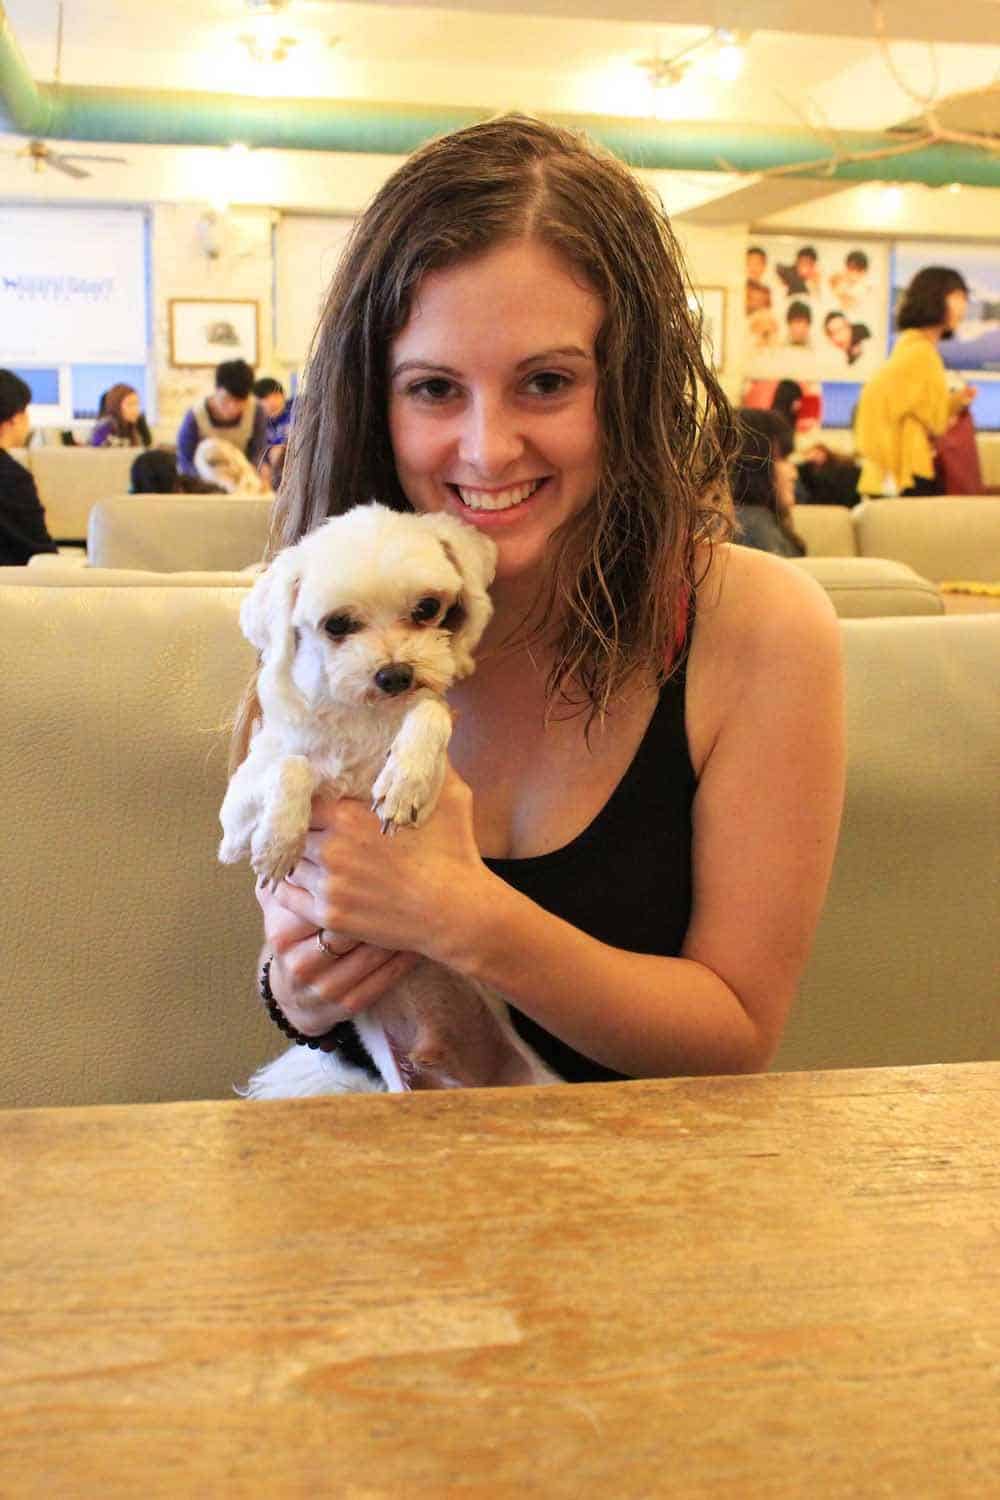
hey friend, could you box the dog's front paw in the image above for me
[371,751,446,834]
[250,829,306,888]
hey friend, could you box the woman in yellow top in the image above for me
[855,266,975,497]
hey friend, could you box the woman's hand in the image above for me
[273,761,491,973]
[256,876,419,1034]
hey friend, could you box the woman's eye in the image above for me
[524,371,571,397]
[324,614,359,639]
[411,596,440,624]
[408,377,456,403]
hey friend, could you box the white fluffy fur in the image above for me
[221,503,560,1099]
[194,437,269,494]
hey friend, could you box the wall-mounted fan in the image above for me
[8,139,129,179]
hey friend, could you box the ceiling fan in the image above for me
[11,139,129,180]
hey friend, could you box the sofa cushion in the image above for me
[88,494,274,572]
[774,613,1000,1072]
[0,585,275,1107]
[792,556,943,617]
[853,497,1000,584]
[791,504,859,557]
[27,447,139,541]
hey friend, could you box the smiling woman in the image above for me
[230,114,844,1093]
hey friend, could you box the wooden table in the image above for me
[2,1064,998,1498]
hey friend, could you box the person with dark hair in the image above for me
[746,246,767,281]
[252,376,295,447]
[0,370,59,565]
[175,358,268,477]
[855,266,976,496]
[786,300,812,347]
[129,449,223,494]
[89,383,152,448]
[729,409,807,558]
[770,379,803,429]
[231,114,843,1088]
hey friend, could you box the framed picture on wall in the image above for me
[168,298,259,368]
[689,286,726,370]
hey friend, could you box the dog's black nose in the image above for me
[374,664,415,696]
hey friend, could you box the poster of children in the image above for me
[744,236,889,383]
[892,242,1000,374]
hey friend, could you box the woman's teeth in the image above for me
[455,479,543,512]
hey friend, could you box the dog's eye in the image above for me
[411,596,441,625]
[324,614,360,640]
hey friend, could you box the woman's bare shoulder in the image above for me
[694,541,838,650]
[686,543,841,768]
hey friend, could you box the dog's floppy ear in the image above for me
[240,549,308,721]
[421,512,497,679]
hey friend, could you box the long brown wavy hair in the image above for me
[231,114,734,766]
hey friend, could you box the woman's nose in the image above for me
[457,396,524,475]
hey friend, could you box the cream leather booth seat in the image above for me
[852,497,1000,584]
[795,496,1000,583]
[774,613,999,1072]
[88,495,274,572]
[1,586,997,1107]
[792,504,858,557]
[12,446,139,542]
[0,586,273,1108]
[792,557,943,617]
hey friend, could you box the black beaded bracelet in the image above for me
[259,957,345,1054]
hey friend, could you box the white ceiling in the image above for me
[5,0,998,129]
[3,0,998,222]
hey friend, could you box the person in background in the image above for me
[770,379,803,431]
[129,449,223,494]
[855,266,976,497]
[0,370,59,565]
[90,383,152,448]
[252,377,295,447]
[175,359,268,478]
[730,408,807,559]
[236,114,843,1085]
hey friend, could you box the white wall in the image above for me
[4,136,997,434]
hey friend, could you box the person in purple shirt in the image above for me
[175,359,269,477]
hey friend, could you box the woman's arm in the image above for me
[275,550,845,1077]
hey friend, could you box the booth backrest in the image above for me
[1,593,996,1107]
[0,586,274,1108]
[88,495,274,571]
[23,447,139,541]
[791,557,943,617]
[852,497,1000,584]
[792,505,859,556]
[774,613,1000,1072]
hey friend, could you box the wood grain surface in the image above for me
[2,1064,998,1499]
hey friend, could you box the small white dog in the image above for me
[194,437,269,494]
[219,502,559,1097]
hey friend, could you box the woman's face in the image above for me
[944,288,968,332]
[387,238,604,590]
[119,391,141,425]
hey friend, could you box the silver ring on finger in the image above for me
[316,931,341,960]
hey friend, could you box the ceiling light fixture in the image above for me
[714,30,747,83]
[239,31,299,64]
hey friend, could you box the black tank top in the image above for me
[482,648,695,1083]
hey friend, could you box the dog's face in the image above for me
[243,504,497,718]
